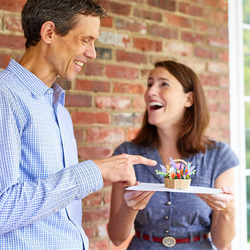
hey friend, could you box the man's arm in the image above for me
[0,93,103,234]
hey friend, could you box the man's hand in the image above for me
[93,154,157,187]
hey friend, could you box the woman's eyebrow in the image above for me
[147,77,169,81]
[158,77,168,81]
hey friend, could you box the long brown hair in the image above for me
[132,60,214,157]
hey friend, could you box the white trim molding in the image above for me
[228,0,248,249]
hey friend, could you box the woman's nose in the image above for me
[146,85,158,96]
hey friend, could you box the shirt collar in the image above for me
[52,82,65,106]
[8,59,65,105]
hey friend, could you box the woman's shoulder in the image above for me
[189,139,239,168]
[203,139,239,167]
[206,139,236,156]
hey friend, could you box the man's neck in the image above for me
[19,46,57,88]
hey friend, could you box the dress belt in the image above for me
[135,231,210,247]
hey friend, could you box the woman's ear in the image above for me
[185,91,194,108]
[40,21,56,45]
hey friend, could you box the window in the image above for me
[243,0,250,247]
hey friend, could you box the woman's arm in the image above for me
[107,182,154,246]
[196,168,236,250]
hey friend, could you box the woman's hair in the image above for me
[132,60,214,157]
[21,0,107,49]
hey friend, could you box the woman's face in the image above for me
[144,66,193,129]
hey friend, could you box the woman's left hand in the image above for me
[196,186,235,214]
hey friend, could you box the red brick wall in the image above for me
[0,0,230,249]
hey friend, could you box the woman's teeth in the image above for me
[149,102,164,110]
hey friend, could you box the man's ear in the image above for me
[185,91,194,108]
[40,21,56,45]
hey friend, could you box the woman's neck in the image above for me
[157,127,181,165]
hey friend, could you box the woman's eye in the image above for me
[147,83,153,88]
[162,82,169,86]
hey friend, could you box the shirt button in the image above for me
[165,230,170,234]
[165,216,169,220]
[47,89,52,94]
[166,201,171,205]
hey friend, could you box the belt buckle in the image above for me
[162,236,176,247]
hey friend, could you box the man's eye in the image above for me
[82,40,89,44]
[162,82,169,86]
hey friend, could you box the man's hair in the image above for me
[21,0,107,49]
[132,60,214,157]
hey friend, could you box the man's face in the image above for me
[48,14,100,81]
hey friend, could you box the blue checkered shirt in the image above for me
[0,59,103,249]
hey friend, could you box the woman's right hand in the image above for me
[124,189,155,211]
[108,182,154,245]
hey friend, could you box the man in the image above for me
[0,0,156,249]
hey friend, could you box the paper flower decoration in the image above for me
[155,157,196,180]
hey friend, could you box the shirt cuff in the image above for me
[71,160,103,199]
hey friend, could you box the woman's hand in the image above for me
[124,189,155,211]
[196,186,235,214]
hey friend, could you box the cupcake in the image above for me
[155,157,196,189]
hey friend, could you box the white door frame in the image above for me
[229,0,248,249]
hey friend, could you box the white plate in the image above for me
[125,182,222,194]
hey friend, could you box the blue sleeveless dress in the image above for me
[113,140,239,250]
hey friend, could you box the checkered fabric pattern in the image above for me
[0,60,103,250]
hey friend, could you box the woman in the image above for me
[107,60,239,249]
